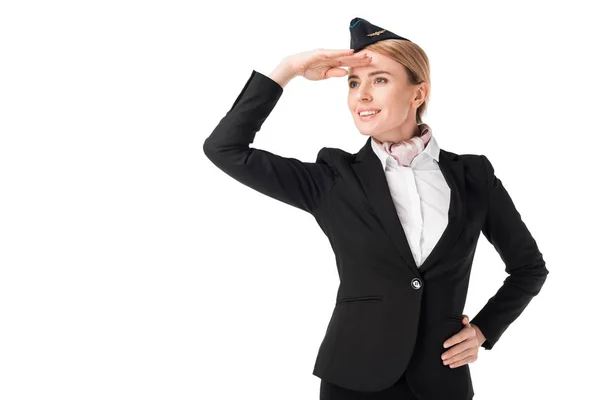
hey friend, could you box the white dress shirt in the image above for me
[370,134,451,268]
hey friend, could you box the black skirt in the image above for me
[320,372,419,400]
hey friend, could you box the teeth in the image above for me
[360,110,380,116]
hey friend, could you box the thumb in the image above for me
[462,315,471,326]
[325,68,348,79]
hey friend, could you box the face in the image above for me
[347,50,428,143]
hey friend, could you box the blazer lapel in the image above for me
[352,136,466,275]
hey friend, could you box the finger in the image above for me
[442,338,470,360]
[340,56,372,64]
[443,333,462,348]
[317,54,369,65]
[337,57,373,68]
[442,336,479,364]
[334,53,370,61]
[443,348,471,365]
[320,49,355,56]
[443,340,478,365]
[338,60,372,68]
[322,58,371,73]
[443,325,476,348]
[449,354,477,369]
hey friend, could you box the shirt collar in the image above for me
[370,131,440,170]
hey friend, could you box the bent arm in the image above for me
[203,70,338,214]
[470,155,549,350]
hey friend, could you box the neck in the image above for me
[372,120,420,144]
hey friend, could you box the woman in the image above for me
[204,17,548,400]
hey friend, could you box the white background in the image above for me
[1,1,599,399]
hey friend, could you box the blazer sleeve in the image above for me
[470,155,549,350]
[203,70,338,214]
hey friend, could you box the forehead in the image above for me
[348,50,396,75]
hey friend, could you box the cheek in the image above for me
[388,98,411,117]
[388,90,409,108]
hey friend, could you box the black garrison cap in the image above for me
[349,17,411,52]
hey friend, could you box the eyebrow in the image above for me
[347,70,393,81]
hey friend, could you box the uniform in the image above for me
[203,17,549,400]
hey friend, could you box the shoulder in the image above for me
[315,146,354,166]
[441,148,488,167]
[441,149,493,186]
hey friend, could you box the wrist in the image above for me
[269,62,296,88]
[472,323,487,346]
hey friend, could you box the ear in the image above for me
[412,82,429,108]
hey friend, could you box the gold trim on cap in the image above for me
[366,29,386,37]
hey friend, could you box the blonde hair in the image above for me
[363,39,431,124]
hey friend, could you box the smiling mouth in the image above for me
[357,110,381,116]
[358,110,381,120]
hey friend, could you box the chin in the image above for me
[356,127,381,137]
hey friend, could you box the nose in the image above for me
[358,86,372,101]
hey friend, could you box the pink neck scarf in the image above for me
[374,123,432,167]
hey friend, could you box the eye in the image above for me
[348,77,387,88]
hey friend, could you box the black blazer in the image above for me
[203,70,549,399]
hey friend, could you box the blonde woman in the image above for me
[203,17,548,400]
